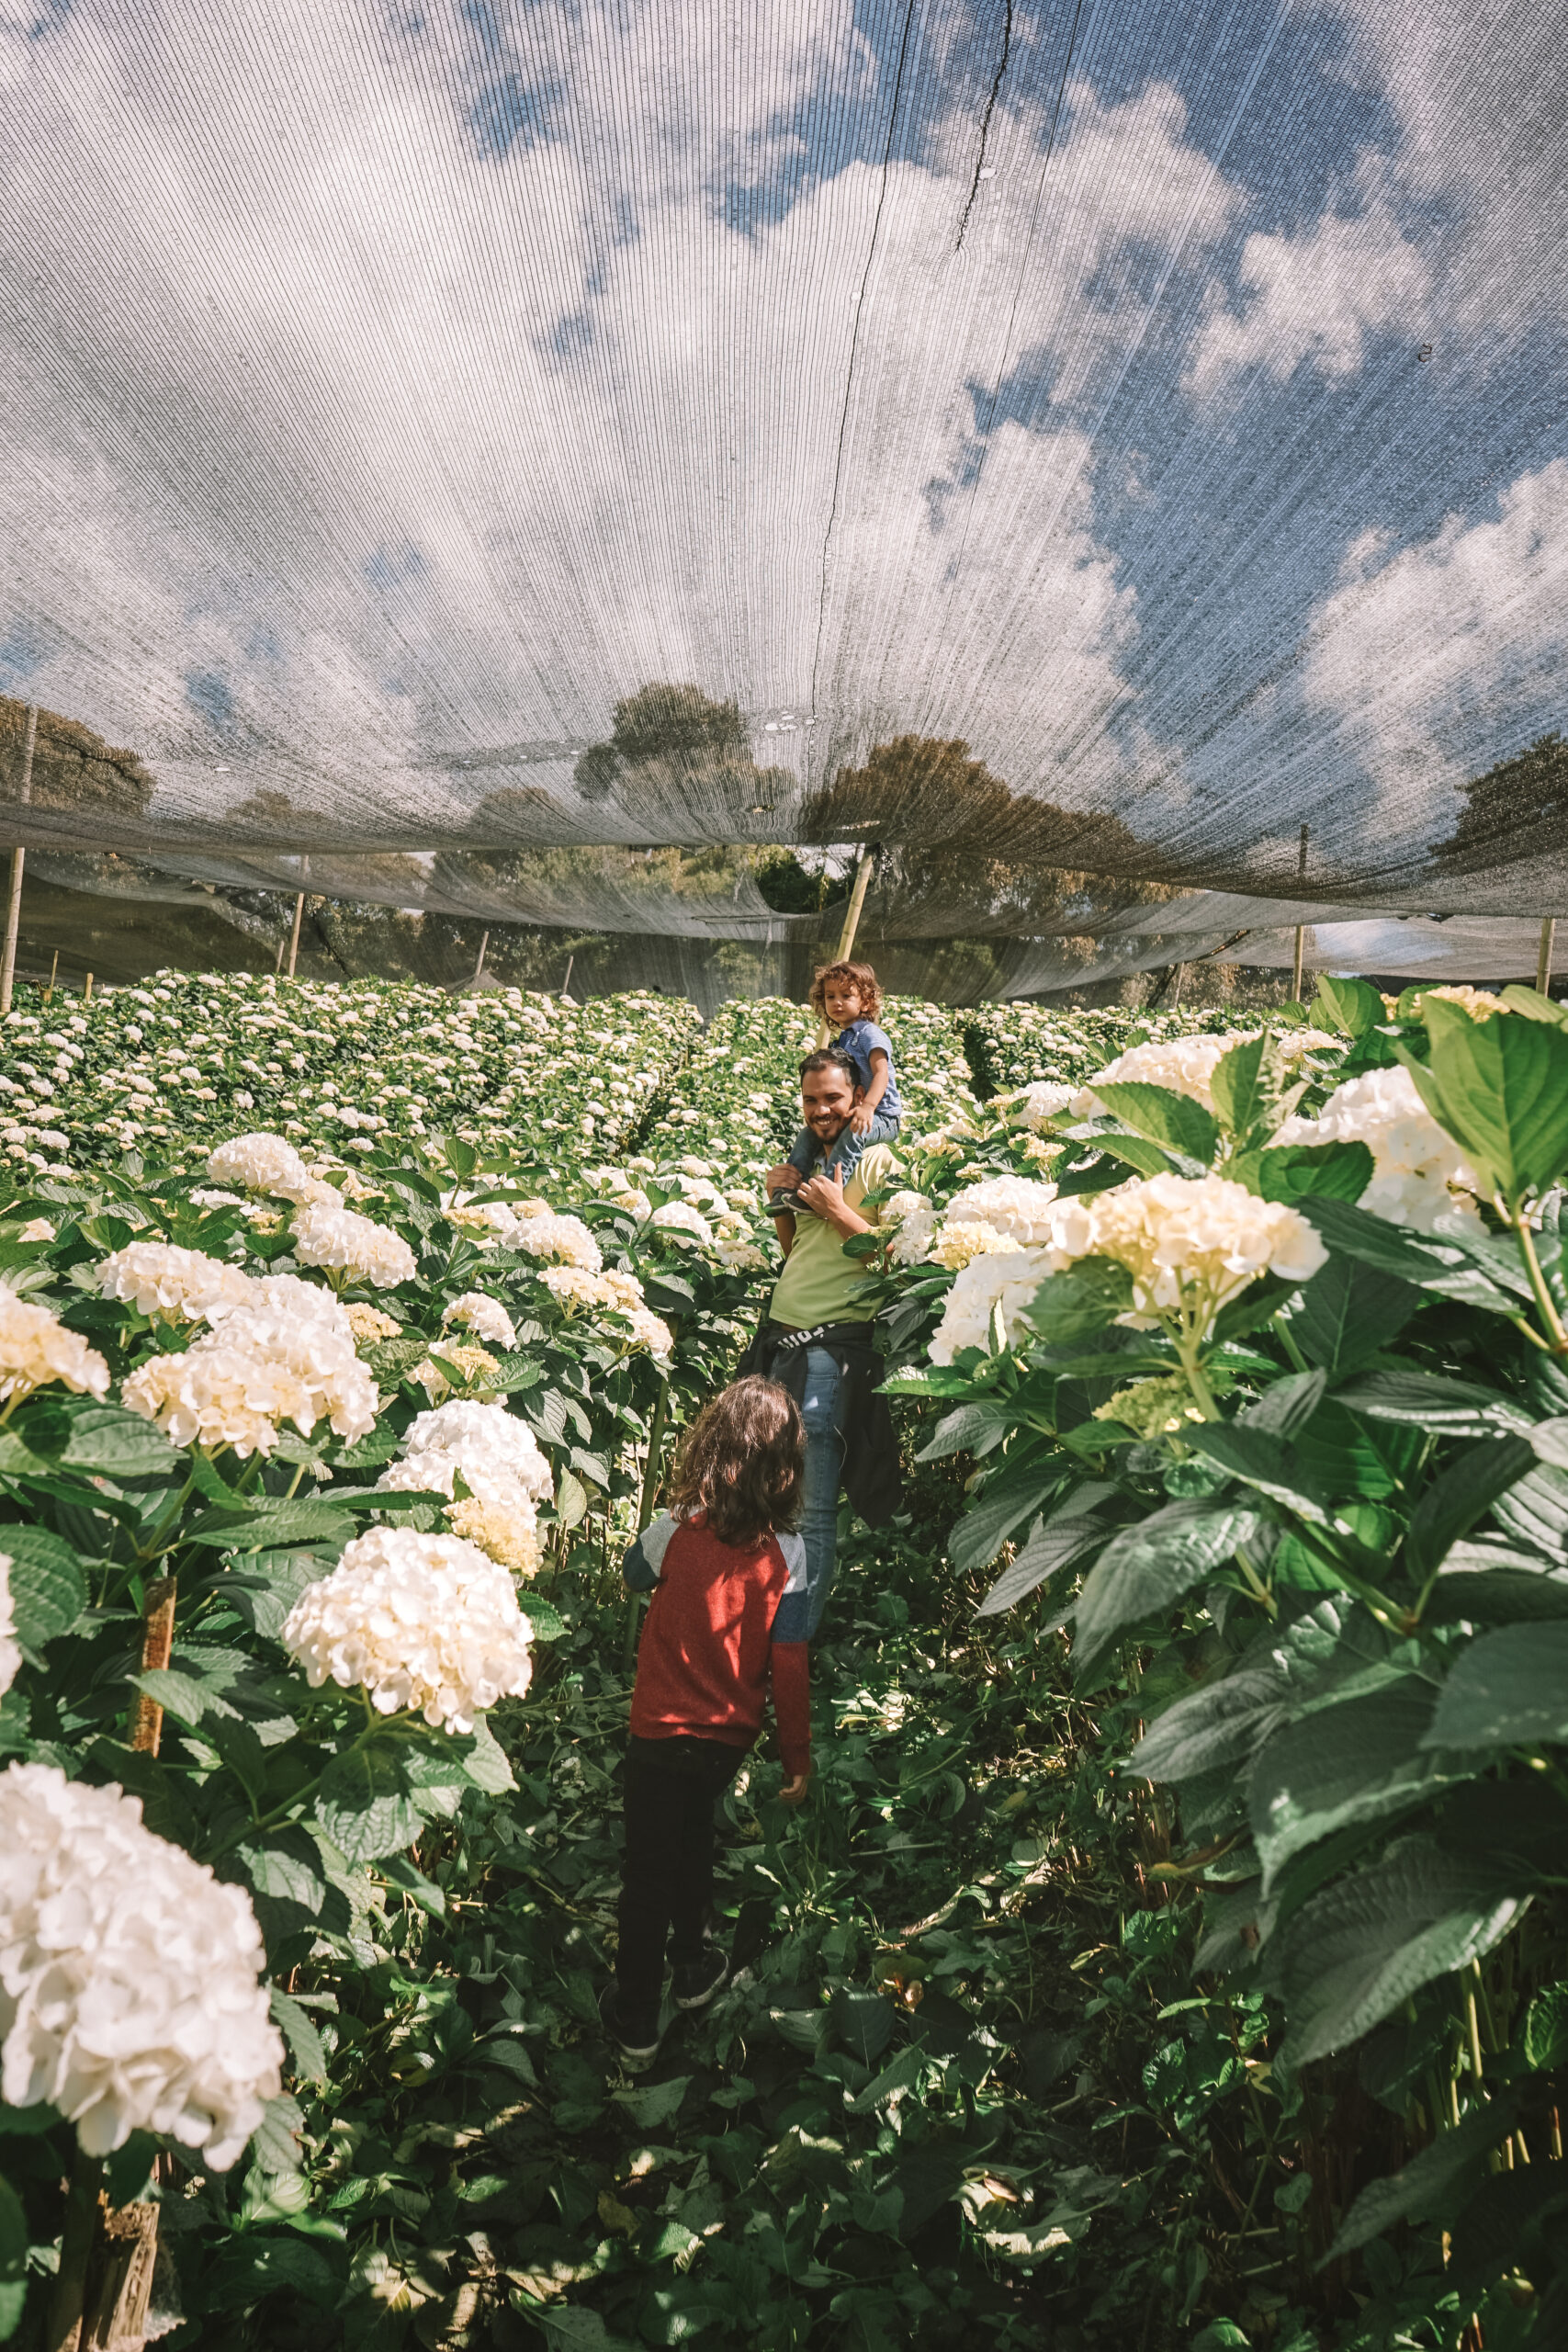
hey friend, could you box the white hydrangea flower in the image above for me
[122,1293,378,1456]
[1274,1065,1483,1235]
[503,1207,604,1272]
[96,1242,254,1323]
[885,1190,939,1266]
[1072,1034,1240,1119]
[0,1762,283,2167]
[650,1201,714,1247]
[0,1291,110,1405]
[930,1219,1014,1271]
[383,1397,554,1504]
[1011,1081,1076,1130]
[291,1198,417,1289]
[17,1217,53,1243]
[941,1174,1063,1248]
[930,1248,1058,1366]
[0,1556,17,1698]
[1056,1171,1326,1325]
[281,1528,534,1734]
[206,1130,315,1201]
[620,1306,675,1361]
[442,1291,517,1350]
[344,1303,400,1345]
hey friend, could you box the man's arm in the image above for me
[765,1163,797,1256]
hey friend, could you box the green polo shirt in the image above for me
[769,1144,896,1329]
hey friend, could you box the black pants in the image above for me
[616,1734,745,2024]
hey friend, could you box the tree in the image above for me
[0,695,155,818]
[1433,731,1568,872]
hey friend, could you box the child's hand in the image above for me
[851,1103,873,1136]
[779,1770,811,1806]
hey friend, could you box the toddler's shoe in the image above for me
[672,1946,729,2011]
[599,1981,661,2068]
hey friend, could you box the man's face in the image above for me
[801,1066,859,1144]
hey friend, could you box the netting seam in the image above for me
[953,0,1014,254]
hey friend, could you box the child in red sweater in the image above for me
[604,1375,811,2066]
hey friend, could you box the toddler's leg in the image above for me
[616,1743,681,2030]
[769,1128,817,1212]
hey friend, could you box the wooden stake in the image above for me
[0,702,37,1017]
[1168,962,1185,1008]
[473,929,489,984]
[561,953,574,1001]
[1538,916,1556,998]
[84,972,92,1003]
[816,844,875,1044]
[129,1575,177,1758]
[1291,823,1309,1002]
[45,947,58,1004]
[287,890,305,978]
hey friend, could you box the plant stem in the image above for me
[45,2140,103,2352]
[624,1374,671,1672]
[1514,1216,1568,1354]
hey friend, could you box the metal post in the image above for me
[0,703,38,1017]
[1538,917,1556,998]
[473,929,489,985]
[1291,823,1309,1002]
[286,891,305,978]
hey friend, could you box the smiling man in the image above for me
[741,1048,903,1638]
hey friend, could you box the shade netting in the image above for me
[2,0,1565,995]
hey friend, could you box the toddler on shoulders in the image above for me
[772,960,901,1211]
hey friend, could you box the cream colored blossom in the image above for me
[650,1201,713,1247]
[930,1219,1013,1272]
[1421,986,1500,1021]
[620,1306,674,1361]
[17,1218,53,1243]
[281,1528,534,1734]
[504,1207,603,1272]
[446,1495,540,1577]
[941,1175,1063,1249]
[122,1293,378,1456]
[1010,1081,1075,1131]
[1072,1035,1239,1119]
[713,1227,768,1272]
[415,1341,499,1402]
[0,1762,282,2167]
[205,1131,315,1201]
[291,1198,416,1288]
[0,1556,17,1698]
[0,1291,109,1406]
[1061,1171,1326,1325]
[344,1303,400,1345]
[380,1397,554,1505]
[885,1191,939,1266]
[442,1291,516,1350]
[1274,1065,1482,1236]
[96,1243,253,1324]
[929,1248,1058,1366]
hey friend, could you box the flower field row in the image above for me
[962,999,1235,1098]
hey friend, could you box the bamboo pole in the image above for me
[1291,823,1309,1002]
[0,702,38,1016]
[286,891,305,978]
[83,972,92,1003]
[473,928,489,985]
[45,948,58,1003]
[815,844,875,1044]
[1538,916,1556,998]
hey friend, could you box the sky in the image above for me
[0,0,1565,918]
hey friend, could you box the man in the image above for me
[741,1047,903,1637]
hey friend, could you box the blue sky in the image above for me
[0,0,1564,911]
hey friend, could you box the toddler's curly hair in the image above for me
[666,1376,804,1549]
[808,958,882,1021]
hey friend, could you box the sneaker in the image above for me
[599,1982,661,2068]
[671,1947,729,2011]
[766,1186,800,1214]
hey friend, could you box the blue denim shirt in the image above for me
[832,1017,901,1119]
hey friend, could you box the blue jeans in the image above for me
[800,1347,843,1639]
[785,1111,900,1193]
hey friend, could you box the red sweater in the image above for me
[626,1511,811,1778]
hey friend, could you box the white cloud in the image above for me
[1184,168,1431,398]
[1300,458,1568,829]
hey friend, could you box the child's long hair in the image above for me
[667,1376,804,1549]
[808,958,882,1021]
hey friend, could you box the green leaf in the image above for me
[457,1716,516,1795]
[1255,1140,1373,1205]
[1211,1034,1277,1140]
[1135,1664,1292,1783]
[1499,983,1568,1027]
[523,1595,568,1642]
[1073,1499,1262,1679]
[949,1464,1064,1576]
[1025,1258,1134,1347]
[1336,1369,1529,1435]
[0,2173,26,2341]
[1324,2087,1520,2260]
[1405,1437,1535,1585]
[1314,974,1386,1038]
[1520,1981,1568,2069]
[1402,997,1568,1204]
[134,1667,240,1727]
[975,1517,1106,1619]
[58,1399,180,1479]
[315,1746,423,1863]
[378,1852,446,1917]
[1249,1681,1469,1893]
[1239,1368,1327,1440]
[1423,1622,1568,1749]
[1090,1082,1218,1166]
[250,2093,305,2177]
[1316,978,1382,1044]
[270,1988,329,2087]
[1287,1255,1422,1374]
[555,1469,589,1530]
[187,1499,355,1550]
[2,1525,87,1644]
[1094,1131,1180,1180]
[916,1401,1011,1463]
[1297,1197,1519,1314]
[611,2075,691,2129]
[1185,1425,1334,1522]
[1263,1835,1526,2064]
[1493,1464,1568,1560]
